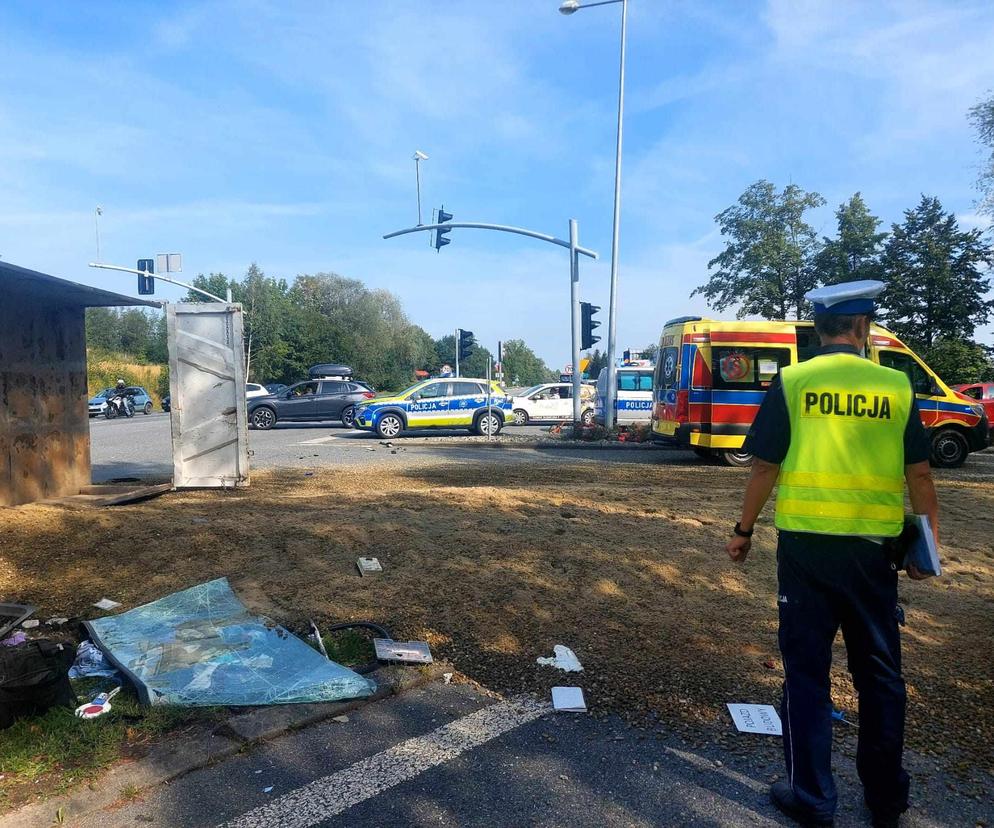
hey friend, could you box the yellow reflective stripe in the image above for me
[776,514,903,537]
[778,470,904,493]
[778,486,903,508]
[776,498,901,522]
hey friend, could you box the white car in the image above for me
[246,383,269,399]
[510,382,595,426]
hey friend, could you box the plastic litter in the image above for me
[357,557,383,576]
[93,598,122,611]
[373,639,432,664]
[20,620,40,629]
[46,617,69,627]
[332,715,349,723]
[536,645,583,673]
[1,632,28,647]
[263,786,274,794]
[75,686,121,719]
[443,672,453,685]
[69,640,124,680]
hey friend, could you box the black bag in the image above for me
[0,640,77,729]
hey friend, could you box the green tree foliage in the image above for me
[85,307,166,362]
[880,195,994,350]
[969,92,994,218]
[584,348,608,379]
[923,338,994,386]
[433,335,494,380]
[814,193,887,284]
[500,339,556,386]
[640,343,659,363]
[184,273,236,303]
[695,180,826,319]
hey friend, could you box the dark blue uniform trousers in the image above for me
[777,531,910,822]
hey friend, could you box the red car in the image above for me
[954,383,994,434]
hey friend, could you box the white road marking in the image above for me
[291,436,343,445]
[219,696,549,828]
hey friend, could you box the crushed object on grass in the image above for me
[68,640,123,680]
[304,472,314,477]
[552,686,587,712]
[726,703,782,735]
[20,619,40,629]
[763,659,776,670]
[332,715,349,723]
[374,638,433,664]
[443,672,453,685]
[537,645,583,673]
[47,617,69,627]
[357,557,383,576]
[0,602,36,639]
[86,577,376,706]
[93,598,122,611]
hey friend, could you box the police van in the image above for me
[651,316,989,467]
[594,365,654,427]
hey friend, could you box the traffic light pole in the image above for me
[384,220,598,426]
[568,219,582,425]
[87,262,227,303]
[455,327,460,378]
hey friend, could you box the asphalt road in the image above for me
[87,413,676,482]
[80,680,987,828]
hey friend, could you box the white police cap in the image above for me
[804,280,885,315]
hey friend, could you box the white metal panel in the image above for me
[167,303,250,488]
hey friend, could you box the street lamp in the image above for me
[413,150,428,225]
[559,0,627,430]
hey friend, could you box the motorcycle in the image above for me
[104,393,135,419]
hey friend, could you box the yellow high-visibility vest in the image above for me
[775,352,911,537]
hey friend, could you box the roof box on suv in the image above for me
[308,363,354,379]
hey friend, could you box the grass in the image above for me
[0,678,218,810]
[321,628,377,668]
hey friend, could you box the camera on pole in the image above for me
[458,329,475,362]
[435,206,453,251]
[137,258,155,295]
[581,302,601,350]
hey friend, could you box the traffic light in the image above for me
[458,329,475,361]
[581,302,600,350]
[435,206,453,251]
[137,258,155,295]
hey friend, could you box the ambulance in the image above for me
[651,317,989,467]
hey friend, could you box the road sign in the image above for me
[156,253,183,273]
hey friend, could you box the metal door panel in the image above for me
[167,303,249,488]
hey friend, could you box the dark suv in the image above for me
[248,380,375,429]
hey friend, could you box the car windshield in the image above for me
[518,385,543,398]
[95,389,114,398]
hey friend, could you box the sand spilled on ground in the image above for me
[3,459,992,774]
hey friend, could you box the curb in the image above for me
[3,663,450,828]
[411,439,664,451]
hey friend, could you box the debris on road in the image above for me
[75,686,121,719]
[93,598,122,611]
[68,640,122,681]
[1,631,28,647]
[443,672,453,685]
[552,686,587,712]
[726,703,782,735]
[0,602,36,639]
[86,578,376,706]
[263,786,274,794]
[46,617,69,627]
[357,557,383,576]
[374,638,433,664]
[20,619,39,629]
[332,714,350,723]
[537,645,583,673]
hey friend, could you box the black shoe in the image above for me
[870,816,900,828]
[770,781,834,826]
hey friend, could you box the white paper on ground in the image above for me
[726,703,782,735]
[93,598,122,611]
[552,686,587,712]
[536,645,583,673]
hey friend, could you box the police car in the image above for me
[353,378,512,439]
[594,365,654,427]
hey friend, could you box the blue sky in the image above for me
[2,0,993,366]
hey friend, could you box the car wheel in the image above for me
[144,401,153,415]
[251,407,277,430]
[930,428,968,468]
[341,406,357,429]
[513,409,529,426]
[475,412,503,436]
[721,449,753,467]
[580,408,595,426]
[376,413,403,439]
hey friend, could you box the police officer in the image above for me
[725,280,939,828]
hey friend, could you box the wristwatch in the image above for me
[733,522,754,538]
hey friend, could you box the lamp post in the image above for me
[559,0,627,429]
[413,150,428,225]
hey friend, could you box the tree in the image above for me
[585,348,608,379]
[694,180,826,319]
[880,195,994,350]
[433,335,494,379]
[813,193,887,284]
[969,92,994,218]
[923,338,994,385]
[640,343,660,363]
[500,339,556,386]
[184,273,236,303]
[85,307,120,351]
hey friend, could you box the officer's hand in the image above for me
[907,564,930,581]
[726,535,751,563]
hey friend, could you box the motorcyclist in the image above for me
[107,379,134,417]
